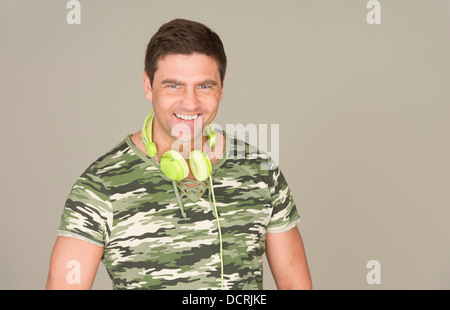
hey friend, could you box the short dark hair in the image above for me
[144,18,227,86]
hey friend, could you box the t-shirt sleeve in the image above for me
[57,169,112,247]
[266,163,301,233]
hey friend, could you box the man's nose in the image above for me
[181,87,201,110]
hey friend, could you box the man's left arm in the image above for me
[265,226,312,289]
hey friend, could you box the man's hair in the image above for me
[144,18,227,86]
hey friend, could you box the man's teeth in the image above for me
[175,113,199,120]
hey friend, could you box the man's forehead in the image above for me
[156,53,220,72]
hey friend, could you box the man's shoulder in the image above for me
[220,132,278,182]
[81,136,139,177]
[224,132,276,170]
[225,133,270,161]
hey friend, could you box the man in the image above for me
[46,18,312,290]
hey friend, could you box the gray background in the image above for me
[1,0,449,289]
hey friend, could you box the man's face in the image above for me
[144,53,223,149]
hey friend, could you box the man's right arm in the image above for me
[45,236,103,290]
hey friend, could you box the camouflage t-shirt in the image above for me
[57,132,300,290]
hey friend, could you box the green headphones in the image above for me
[141,110,217,182]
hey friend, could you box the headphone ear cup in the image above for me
[160,150,189,181]
[145,142,157,158]
[189,150,212,182]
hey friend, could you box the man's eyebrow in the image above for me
[160,79,219,86]
[160,79,184,85]
[197,79,218,86]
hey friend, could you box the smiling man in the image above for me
[46,19,312,290]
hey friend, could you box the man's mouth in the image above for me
[174,113,200,120]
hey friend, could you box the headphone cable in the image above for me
[209,174,224,289]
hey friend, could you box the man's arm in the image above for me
[46,236,103,290]
[265,226,312,289]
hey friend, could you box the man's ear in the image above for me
[219,77,225,102]
[143,71,153,102]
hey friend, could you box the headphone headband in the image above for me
[141,110,154,146]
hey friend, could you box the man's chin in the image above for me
[170,132,206,150]
[170,122,206,141]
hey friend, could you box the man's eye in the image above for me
[169,84,179,88]
[199,85,210,89]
